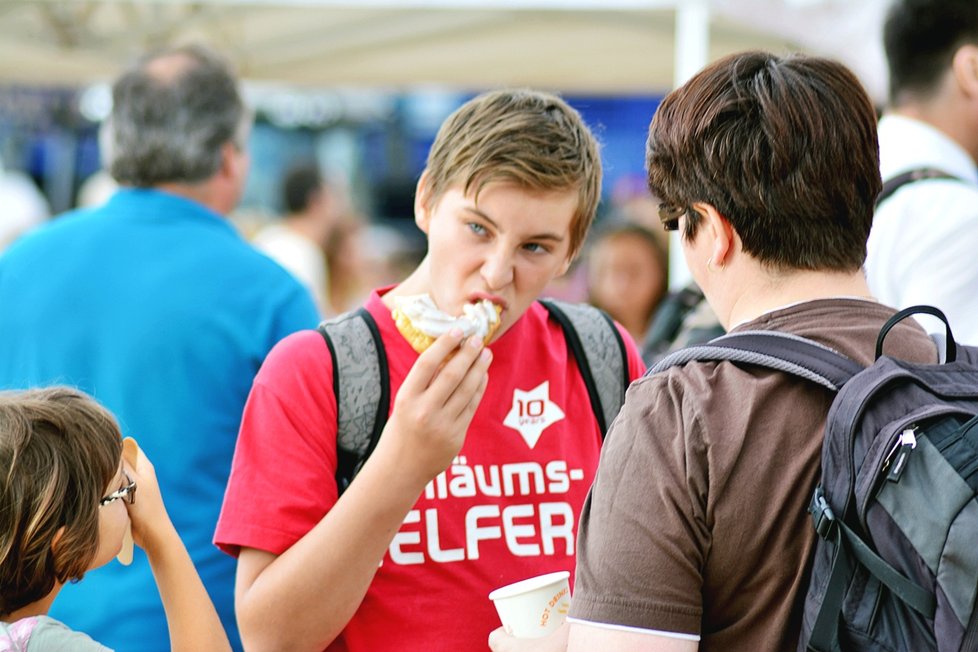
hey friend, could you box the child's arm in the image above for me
[234,331,492,651]
[124,440,232,652]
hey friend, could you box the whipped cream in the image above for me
[394,294,500,340]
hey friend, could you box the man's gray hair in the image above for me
[105,44,250,187]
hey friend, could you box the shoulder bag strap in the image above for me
[317,307,390,494]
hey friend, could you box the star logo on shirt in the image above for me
[503,381,565,449]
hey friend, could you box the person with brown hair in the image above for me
[490,51,937,651]
[585,220,668,344]
[0,387,230,651]
[567,51,939,650]
[214,88,645,651]
[254,161,344,317]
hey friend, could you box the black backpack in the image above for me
[317,298,630,494]
[651,305,978,652]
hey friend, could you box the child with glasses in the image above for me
[0,387,230,651]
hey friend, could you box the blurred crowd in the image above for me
[0,144,702,366]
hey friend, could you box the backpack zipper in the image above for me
[857,407,970,527]
[883,428,917,483]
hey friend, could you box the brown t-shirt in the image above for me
[569,299,937,651]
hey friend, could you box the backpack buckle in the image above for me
[809,486,836,539]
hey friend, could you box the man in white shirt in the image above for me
[254,162,341,316]
[866,0,978,343]
[0,158,49,253]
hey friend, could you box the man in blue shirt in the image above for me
[0,44,320,651]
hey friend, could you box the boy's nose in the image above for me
[480,249,514,290]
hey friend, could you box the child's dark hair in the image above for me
[0,387,122,617]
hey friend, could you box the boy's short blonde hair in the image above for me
[0,387,122,617]
[421,88,602,259]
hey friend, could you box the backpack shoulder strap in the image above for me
[642,284,707,348]
[876,167,963,208]
[316,307,390,494]
[649,330,863,391]
[539,298,629,437]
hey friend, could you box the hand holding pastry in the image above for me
[380,327,493,482]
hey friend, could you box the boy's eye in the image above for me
[523,242,548,254]
[467,223,487,236]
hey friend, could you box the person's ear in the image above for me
[951,45,978,98]
[219,142,240,178]
[414,171,433,234]
[692,202,736,269]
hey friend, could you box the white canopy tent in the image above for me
[0,0,892,99]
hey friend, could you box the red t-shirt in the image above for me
[215,288,645,651]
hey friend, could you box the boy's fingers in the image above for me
[455,372,490,425]
[425,336,485,402]
[399,329,466,393]
[446,348,492,420]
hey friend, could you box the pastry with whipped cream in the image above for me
[392,294,502,353]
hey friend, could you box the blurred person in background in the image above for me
[323,212,368,315]
[76,170,119,208]
[586,219,668,344]
[254,161,343,317]
[0,155,50,253]
[323,213,421,316]
[76,121,121,209]
[608,174,671,244]
[866,0,978,343]
[0,43,319,652]
[335,220,427,312]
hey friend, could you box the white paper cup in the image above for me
[488,571,571,639]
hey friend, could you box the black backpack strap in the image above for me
[642,284,708,350]
[539,299,629,437]
[963,607,978,652]
[807,487,936,651]
[317,307,390,494]
[875,167,962,208]
[649,330,863,391]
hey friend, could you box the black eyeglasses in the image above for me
[100,471,137,507]
[657,203,690,232]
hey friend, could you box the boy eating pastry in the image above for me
[214,88,645,651]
